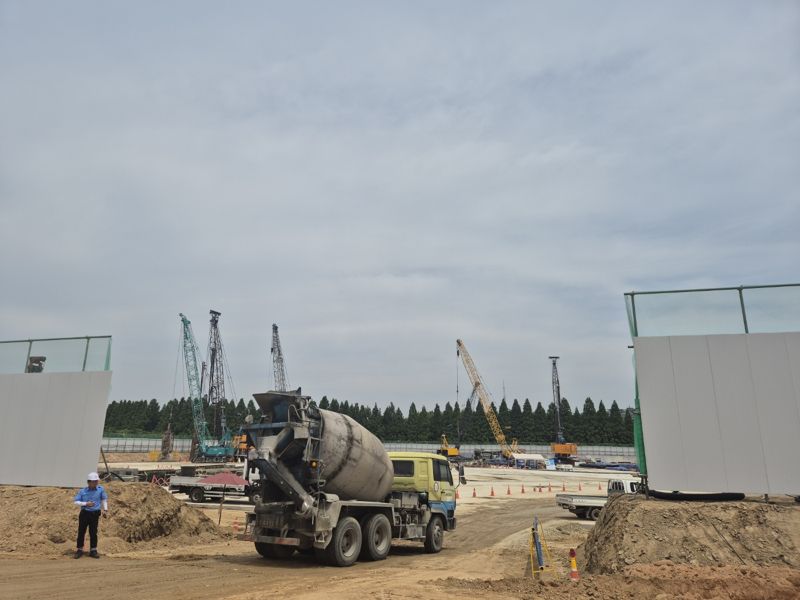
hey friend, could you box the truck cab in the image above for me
[389,452,457,530]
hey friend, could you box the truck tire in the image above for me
[359,514,392,561]
[574,508,587,520]
[255,542,295,559]
[588,507,601,521]
[188,487,205,503]
[249,491,262,505]
[424,515,444,554]
[324,516,362,567]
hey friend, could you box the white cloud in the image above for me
[1,2,798,413]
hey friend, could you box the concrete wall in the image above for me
[635,332,800,494]
[0,371,112,487]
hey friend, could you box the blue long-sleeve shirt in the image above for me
[74,486,108,512]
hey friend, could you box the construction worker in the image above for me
[247,445,258,474]
[73,472,108,559]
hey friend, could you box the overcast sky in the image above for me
[2,2,798,413]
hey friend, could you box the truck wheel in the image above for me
[324,516,362,567]
[359,514,392,561]
[188,487,205,503]
[249,491,262,504]
[588,507,601,521]
[424,515,444,554]
[255,542,295,559]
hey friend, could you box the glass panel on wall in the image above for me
[28,338,88,372]
[0,336,112,374]
[742,286,800,334]
[0,341,30,374]
[84,337,112,371]
[630,289,746,337]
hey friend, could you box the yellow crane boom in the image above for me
[456,339,514,458]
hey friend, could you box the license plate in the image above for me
[259,514,285,529]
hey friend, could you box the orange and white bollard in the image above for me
[472,487,477,498]
[569,548,580,581]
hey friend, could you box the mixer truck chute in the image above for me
[239,389,459,566]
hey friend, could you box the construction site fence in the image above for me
[102,437,636,459]
[103,437,194,453]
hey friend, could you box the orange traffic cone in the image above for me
[507,485,511,496]
[562,482,566,492]
[569,548,580,581]
[472,487,477,498]
[598,482,602,491]
[578,482,582,491]
[456,488,461,499]
[490,486,495,497]
[548,482,552,492]
[521,484,526,494]
[538,485,543,493]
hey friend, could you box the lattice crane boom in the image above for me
[456,339,514,458]
[271,323,289,392]
[206,310,229,437]
[179,313,212,447]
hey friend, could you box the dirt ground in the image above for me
[584,494,800,573]
[1,470,799,599]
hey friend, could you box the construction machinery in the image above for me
[270,323,289,392]
[456,339,514,459]
[179,313,237,462]
[549,356,577,463]
[238,389,459,566]
[438,434,460,459]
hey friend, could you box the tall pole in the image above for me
[549,356,564,444]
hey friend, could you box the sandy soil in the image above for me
[0,483,225,557]
[2,471,798,599]
[584,494,800,573]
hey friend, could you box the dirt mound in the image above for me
[0,482,226,557]
[583,495,800,574]
[440,565,800,600]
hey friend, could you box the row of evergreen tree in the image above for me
[104,395,633,445]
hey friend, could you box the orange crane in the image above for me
[456,339,514,458]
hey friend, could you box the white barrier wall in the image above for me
[635,332,800,494]
[0,371,112,487]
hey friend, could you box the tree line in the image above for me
[104,395,633,446]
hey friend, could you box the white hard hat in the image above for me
[87,472,100,481]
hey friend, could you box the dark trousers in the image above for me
[77,510,101,550]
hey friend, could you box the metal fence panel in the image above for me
[635,332,800,494]
[0,371,112,487]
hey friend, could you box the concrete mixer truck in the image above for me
[237,389,460,566]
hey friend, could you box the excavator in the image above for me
[438,434,461,459]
